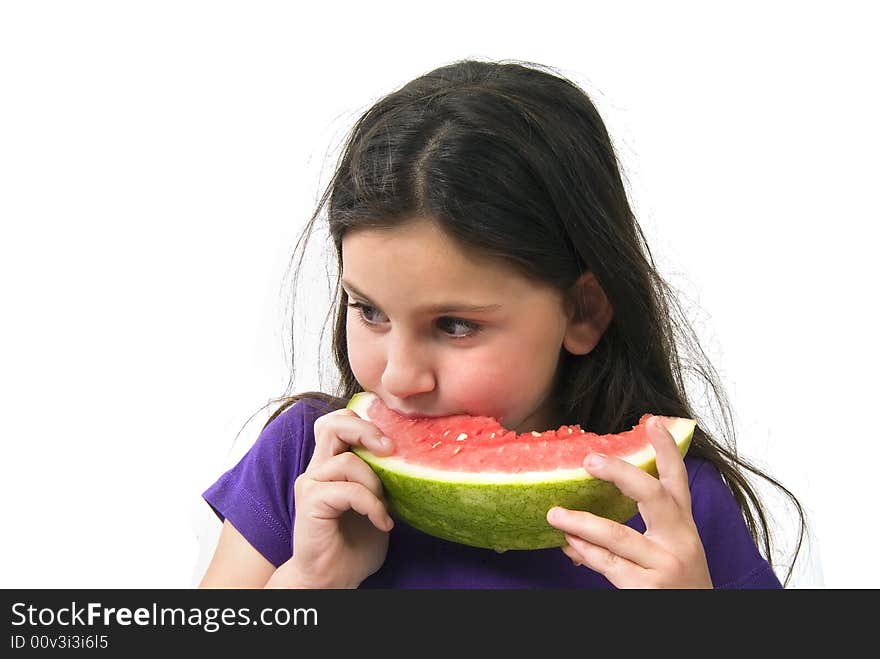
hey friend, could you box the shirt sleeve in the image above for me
[687,458,784,589]
[201,400,320,568]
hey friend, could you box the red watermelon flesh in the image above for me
[363,394,660,473]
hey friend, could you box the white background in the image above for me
[1,1,876,588]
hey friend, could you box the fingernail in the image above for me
[378,436,392,449]
[548,507,564,522]
[586,452,606,468]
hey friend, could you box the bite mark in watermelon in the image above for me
[347,392,695,551]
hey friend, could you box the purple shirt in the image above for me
[203,398,783,588]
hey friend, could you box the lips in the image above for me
[385,402,452,419]
[389,408,444,420]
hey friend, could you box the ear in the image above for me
[562,271,613,355]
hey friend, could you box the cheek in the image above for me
[448,344,557,419]
[345,321,382,386]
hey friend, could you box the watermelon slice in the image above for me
[347,392,695,551]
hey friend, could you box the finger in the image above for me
[305,451,386,500]
[547,506,661,568]
[582,451,680,530]
[563,532,645,588]
[312,409,394,463]
[648,416,692,511]
[561,543,583,566]
[307,480,394,532]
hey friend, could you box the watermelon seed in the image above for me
[443,430,450,437]
[456,433,468,442]
[567,428,573,434]
[489,432,496,439]
[453,446,462,455]
[431,441,442,449]
[531,431,541,437]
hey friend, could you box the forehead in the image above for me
[341,220,550,304]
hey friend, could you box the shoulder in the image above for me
[683,455,783,588]
[264,396,339,435]
[256,396,339,444]
[684,455,725,492]
[207,396,339,501]
[250,397,339,468]
[201,396,340,568]
[683,455,746,529]
[261,397,338,437]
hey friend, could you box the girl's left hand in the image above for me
[546,416,713,588]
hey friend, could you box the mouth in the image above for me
[389,408,445,420]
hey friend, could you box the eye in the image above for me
[346,302,482,340]
[436,317,481,339]
[347,301,384,325]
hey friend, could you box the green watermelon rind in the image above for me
[347,392,695,552]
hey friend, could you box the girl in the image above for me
[199,58,805,589]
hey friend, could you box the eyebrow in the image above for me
[341,280,502,314]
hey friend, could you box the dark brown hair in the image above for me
[255,58,804,584]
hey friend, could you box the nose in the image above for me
[380,331,436,399]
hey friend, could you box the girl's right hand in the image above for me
[282,408,395,589]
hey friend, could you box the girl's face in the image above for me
[342,219,598,432]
